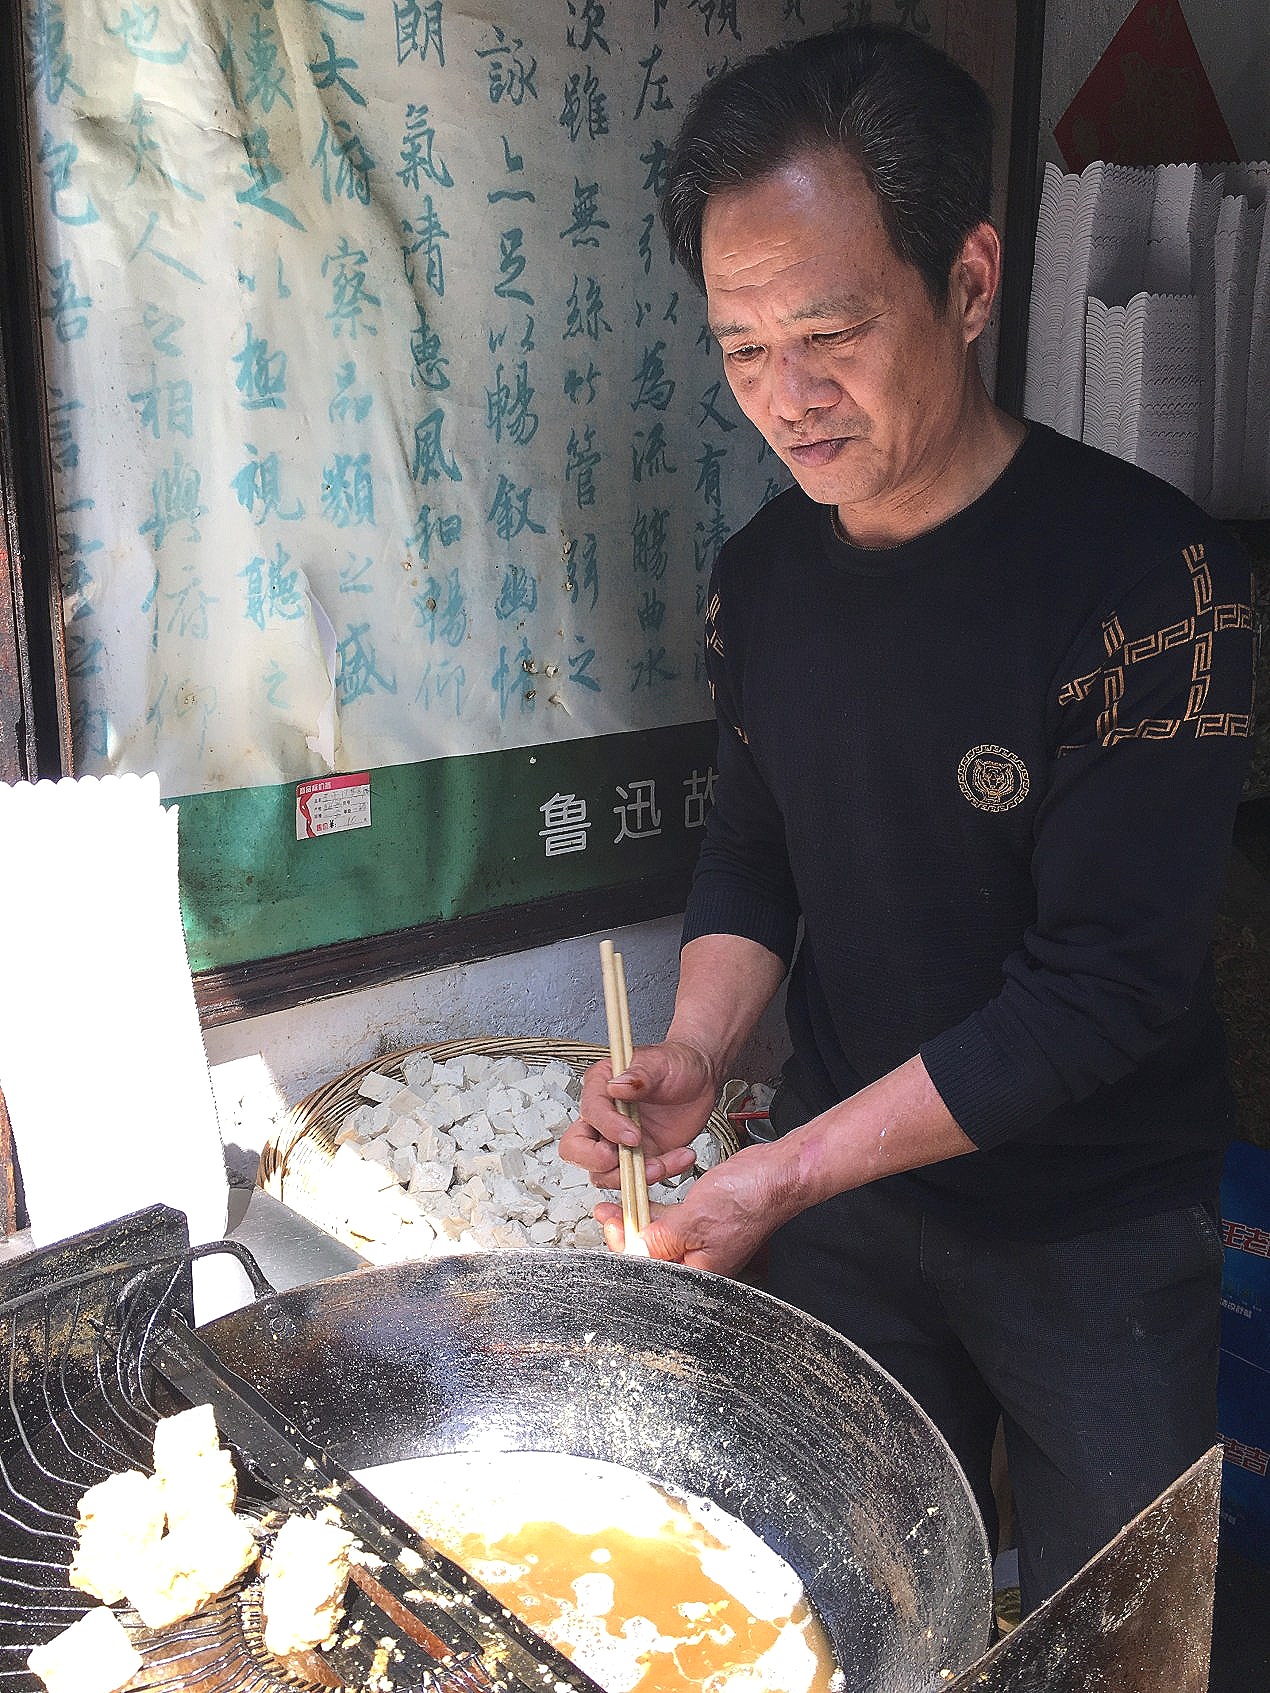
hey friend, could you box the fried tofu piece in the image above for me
[152,1405,237,1520]
[26,1605,142,1693]
[69,1471,166,1605]
[124,1508,259,1631]
[261,1514,356,1658]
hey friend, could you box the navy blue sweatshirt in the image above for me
[682,425,1254,1239]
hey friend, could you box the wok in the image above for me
[201,1250,993,1692]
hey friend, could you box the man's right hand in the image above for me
[560,1039,720,1189]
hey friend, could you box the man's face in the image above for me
[701,148,977,525]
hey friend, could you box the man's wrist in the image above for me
[662,1025,728,1097]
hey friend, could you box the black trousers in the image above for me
[761,1106,1224,1614]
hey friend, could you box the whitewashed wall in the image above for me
[204,915,790,1168]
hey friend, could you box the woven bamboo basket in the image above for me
[257,1035,740,1246]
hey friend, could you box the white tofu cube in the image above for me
[528,1219,559,1246]
[402,1052,434,1087]
[27,1604,143,1693]
[408,1159,455,1195]
[387,1088,426,1118]
[391,1146,416,1182]
[357,1070,399,1103]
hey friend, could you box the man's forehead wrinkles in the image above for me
[708,293,875,341]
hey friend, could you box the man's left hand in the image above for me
[594,1140,799,1277]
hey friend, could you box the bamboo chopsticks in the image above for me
[599,939,651,1248]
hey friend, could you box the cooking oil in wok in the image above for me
[356,1451,841,1693]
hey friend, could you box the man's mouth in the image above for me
[785,437,851,468]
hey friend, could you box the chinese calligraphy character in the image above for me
[339,554,374,593]
[695,441,727,508]
[412,409,463,483]
[477,27,538,105]
[567,0,609,54]
[398,103,452,190]
[407,504,462,562]
[129,213,205,284]
[241,14,292,111]
[323,237,380,338]
[234,324,287,410]
[396,1,446,65]
[38,130,98,226]
[240,543,306,630]
[564,535,600,611]
[123,97,202,198]
[494,228,533,305]
[337,624,397,704]
[410,304,449,391]
[321,452,376,527]
[130,364,195,436]
[631,342,675,411]
[563,275,611,341]
[491,637,535,719]
[311,116,375,205]
[237,128,305,229]
[629,646,678,689]
[107,5,190,64]
[565,426,600,508]
[487,357,539,446]
[539,793,591,857]
[613,779,662,842]
[683,766,717,828]
[329,360,374,422]
[487,476,545,543]
[560,180,609,247]
[694,509,731,573]
[641,138,671,199]
[632,508,669,579]
[26,0,84,103]
[140,453,205,548]
[232,444,305,523]
[494,564,539,621]
[401,198,449,296]
[568,636,600,692]
[634,44,672,120]
[563,361,601,405]
[632,423,677,482]
[309,30,366,106]
[165,561,218,638]
[560,68,608,142]
[414,566,467,645]
[416,657,466,715]
[698,379,739,432]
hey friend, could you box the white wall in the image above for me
[204,916,791,1172]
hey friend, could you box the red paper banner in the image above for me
[1055,0,1235,171]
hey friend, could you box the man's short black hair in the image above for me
[660,25,994,306]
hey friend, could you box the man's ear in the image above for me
[950,221,1002,344]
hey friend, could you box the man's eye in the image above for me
[726,345,762,363]
[811,328,855,345]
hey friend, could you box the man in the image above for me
[561,26,1253,1613]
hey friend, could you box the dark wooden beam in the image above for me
[193,870,693,1027]
[995,0,1047,417]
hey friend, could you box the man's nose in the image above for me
[770,351,839,423]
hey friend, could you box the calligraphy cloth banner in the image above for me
[22,0,980,800]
